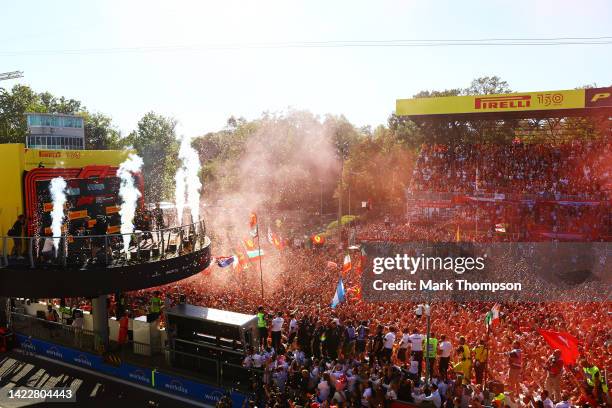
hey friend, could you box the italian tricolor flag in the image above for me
[247,248,264,260]
[342,254,352,275]
[485,304,500,329]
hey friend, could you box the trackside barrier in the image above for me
[14,334,246,407]
[10,312,260,394]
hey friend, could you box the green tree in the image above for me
[0,85,117,146]
[342,125,415,216]
[463,76,511,96]
[123,112,179,202]
[0,85,42,143]
[83,112,121,149]
[192,116,255,193]
[38,91,84,114]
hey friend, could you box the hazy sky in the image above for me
[1,0,611,137]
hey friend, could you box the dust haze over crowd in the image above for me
[197,110,345,291]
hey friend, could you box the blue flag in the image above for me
[331,278,346,308]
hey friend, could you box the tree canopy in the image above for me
[122,112,179,202]
[0,84,119,149]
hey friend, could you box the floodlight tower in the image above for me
[0,71,24,81]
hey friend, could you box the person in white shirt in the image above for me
[243,346,255,368]
[361,384,373,407]
[438,334,452,380]
[270,311,284,352]
[385,381,398,401]
[293,348,305,365]
[382,327,396,363]
[409,328,424,379]
[540,390,554,408]
[273,366,288,393]
[288,313,298,346]
[554,395,571,408]
[413,387,438,406]
[398,328,411,366]
[252,352,264,368]
[436,379,448,401]
[415,304,424,319]
[430,384,442,408]
[317,373,331,402]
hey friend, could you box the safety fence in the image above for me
[9,311,261,393]
[12,332,248,406]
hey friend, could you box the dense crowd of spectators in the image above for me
[411,141,611,199]
[124,233,610,407]
[400,140,612,242]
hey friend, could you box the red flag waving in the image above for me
[537,329,580,366]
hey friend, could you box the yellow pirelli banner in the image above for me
[396,88,599,116]
[23,148,134,171]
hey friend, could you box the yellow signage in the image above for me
[23,148,133,171]
[396,89,586,116]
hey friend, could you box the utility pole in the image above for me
[257,223,264,301]
[337,140,349,249]
[337,158,343,248]
[319,179,323,228]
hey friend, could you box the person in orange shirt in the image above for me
[118,311,129,348]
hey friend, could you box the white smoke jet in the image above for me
[117,154,144,255]
[49,177,67,254]
[175,167,186,226]
[177,135,202,228]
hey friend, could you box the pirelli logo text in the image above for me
[475,95,531,110]
[38,151,61,158]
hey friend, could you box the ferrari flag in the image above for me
[538,329,580,366]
